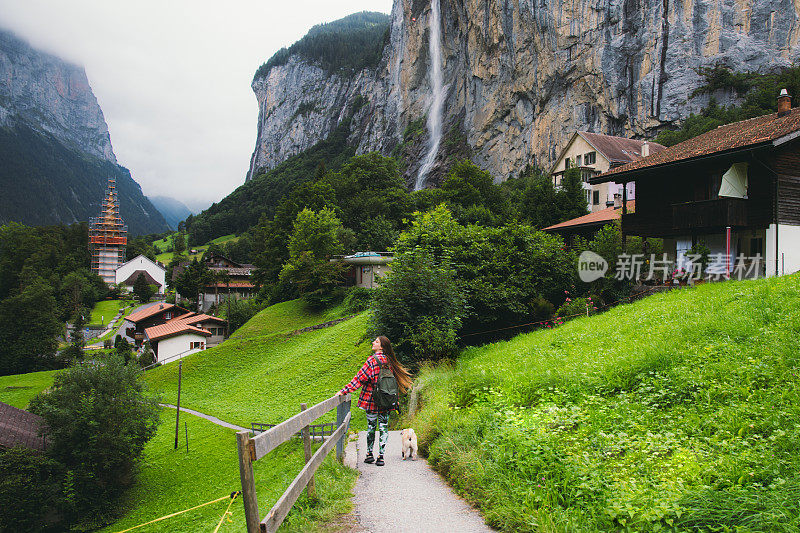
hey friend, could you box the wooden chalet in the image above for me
[122,303,191,347]
[590,90,800,277]
[199,254,256,312]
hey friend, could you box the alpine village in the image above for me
[2,1,800,532]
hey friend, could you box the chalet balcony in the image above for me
[671,197,748,230]
[621,210,672,237]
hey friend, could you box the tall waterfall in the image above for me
[415,0,445,190]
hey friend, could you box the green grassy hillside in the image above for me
[0,369,58,408]
[413,275,800,532]
[4,300,371,531]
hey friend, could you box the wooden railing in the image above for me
[236,394,352,533]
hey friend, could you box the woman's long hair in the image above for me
[378,336,412,393]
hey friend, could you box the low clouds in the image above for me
[0,0,393,210]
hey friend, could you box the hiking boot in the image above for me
[375,455,385,466]
[364,453,375,464]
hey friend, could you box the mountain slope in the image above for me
[149,196,193,230]
[248,0,800,186]
[0,29,168,235]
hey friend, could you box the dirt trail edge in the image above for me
[345,430,493,533]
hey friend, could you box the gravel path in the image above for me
[346,430,492,533]
[159,403,247,431]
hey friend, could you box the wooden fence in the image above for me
[236,394,352,533]
[250,421,337,441]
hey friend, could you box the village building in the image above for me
[550,132,665,213]
[143,312,227,362]
[121,303,191,347]
[0,401,47,453]
[89,178,127,284]
[340,252,393,289]
[115,254,167,295]
[543,200,634,245]
[590,90,800,278]
[197,254,256,312]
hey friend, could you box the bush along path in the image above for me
[345,430,492,532]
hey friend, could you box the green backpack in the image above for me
[374,357,399,411]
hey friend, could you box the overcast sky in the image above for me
[0,0,394,212]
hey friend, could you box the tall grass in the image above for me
[413,275,800,531]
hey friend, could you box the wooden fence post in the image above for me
[299,404,316,499]
[336,397,350,462]
[236,431,260,533]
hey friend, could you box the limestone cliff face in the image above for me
[249,0,800,186]
[0,29,116,163]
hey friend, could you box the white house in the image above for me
[550,132,666,213]
[143,313,227,363]
[115,255,167,295]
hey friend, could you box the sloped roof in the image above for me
[126,303,189,324]
[121,269,162,287]
[595,107,800,181]
[580,132,665,164]
[543,201,635,232]
[144,321,212,342]
[551,132,665,175]
[182,313,227,325]
[0,401,47,452]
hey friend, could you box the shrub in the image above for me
[0,447,64,532]
[369,248,465,364]
[28,357,160,523]
[556,295,595,318]
[223,298,262,334]
[342,286,373,314]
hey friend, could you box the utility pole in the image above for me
[174,359,182,449]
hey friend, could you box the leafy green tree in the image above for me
[439,160,507,225]
[125,235,157,262]
[280,208,347,309]
[132,272,155,303]
[173,259,211,306]
[29,356,160,523]
[394,205,576,342]
[0,448,65,531]
[173,231,186,255]
[558,168,590,221]
[369,248,465,364]
[0,277,61,375]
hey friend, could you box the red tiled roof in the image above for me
[544,201,635,231]
[0,401,47,452]
[144,321,211,343]
[579,132,665,164]
[183,314,227,325]
[146,313,227,342]
[597,107,800,180]
[126,303,189,324]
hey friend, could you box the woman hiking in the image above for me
[337,335,411,466]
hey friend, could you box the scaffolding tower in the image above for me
[89,178,127,284]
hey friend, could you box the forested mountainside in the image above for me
[248,0,800,187]
[149,196,193,230]
[0,29,168,235]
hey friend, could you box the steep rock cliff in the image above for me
[0,29,168,235]
[0,30,115,163]
[249,0,800,186]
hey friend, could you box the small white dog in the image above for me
[400,428,418,460]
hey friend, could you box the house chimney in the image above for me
[613,192,622,209]
[778,88,792,117]
[641,141,650,157]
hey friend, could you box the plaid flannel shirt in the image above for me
[339,351,388,412]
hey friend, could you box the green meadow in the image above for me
[413,274,800,532]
